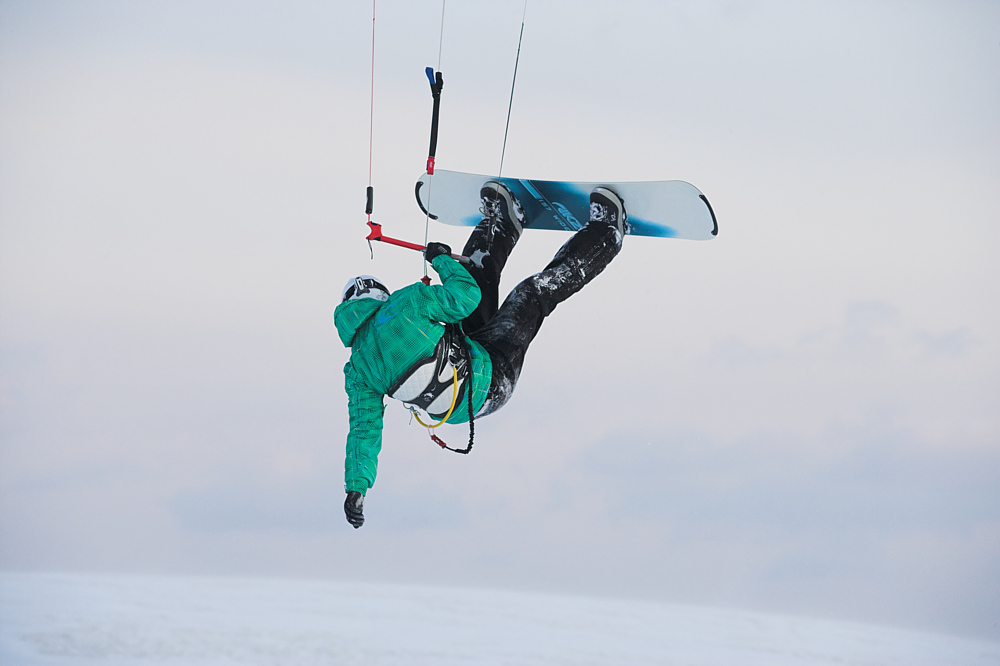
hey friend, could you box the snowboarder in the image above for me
[335,183,626,528]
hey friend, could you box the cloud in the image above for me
[570,418,1000,635]
[579,422,1000,533]
[912,328,976,360]
[168,475,338,534]
[168,474,469,534]
[840,300,900,357]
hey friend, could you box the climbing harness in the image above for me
[387,324,468,416]
[386,323,475,454]
[410,368,458,428]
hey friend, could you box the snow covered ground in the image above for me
[1,573,997,666]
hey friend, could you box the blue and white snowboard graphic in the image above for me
[416,170,718,240]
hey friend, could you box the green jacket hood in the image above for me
[334,297,383,348]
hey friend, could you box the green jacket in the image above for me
[334,255,493,494]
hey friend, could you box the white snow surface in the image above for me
[1,573,997,666]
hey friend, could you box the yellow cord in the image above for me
[411,366,459,429]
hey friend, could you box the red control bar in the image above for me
[366,221,469,264]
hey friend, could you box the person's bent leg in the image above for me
[474,193,624,415]
[461,182,527,334]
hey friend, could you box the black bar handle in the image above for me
[366,186,374,215]
[425,67,444,174]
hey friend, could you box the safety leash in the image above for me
[428,329,474,454]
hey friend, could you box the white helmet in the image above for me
[341,275,389,303]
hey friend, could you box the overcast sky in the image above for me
[1,0,998,642]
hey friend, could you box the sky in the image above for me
[1,0,998,642]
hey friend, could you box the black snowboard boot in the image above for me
[460,182,528,335]
[480,181,527,238]
[589,187,627,235]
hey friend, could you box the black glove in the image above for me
[344,491,365,529]
[424,242,452,263]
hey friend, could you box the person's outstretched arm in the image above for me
[343,369,385,527]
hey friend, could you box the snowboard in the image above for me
[415,170,718,240]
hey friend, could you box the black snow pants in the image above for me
[460,215,623,416]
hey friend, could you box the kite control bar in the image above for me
[366,221,469,265]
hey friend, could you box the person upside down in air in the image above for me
[334,183,627,528]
